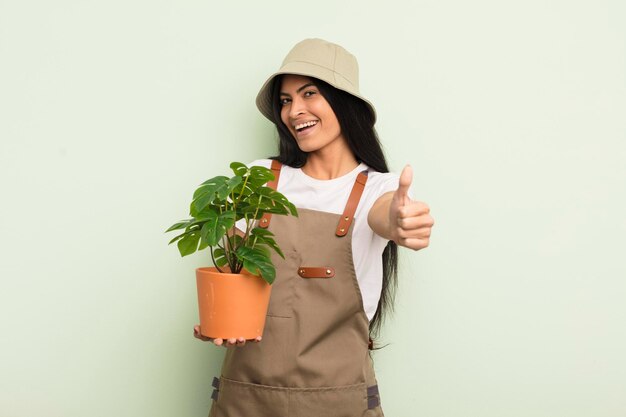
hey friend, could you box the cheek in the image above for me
[313,101,340,132]
[323,111,341,133]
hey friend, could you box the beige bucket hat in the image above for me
[255,38,377,124]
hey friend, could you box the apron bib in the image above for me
[209,162,384,417]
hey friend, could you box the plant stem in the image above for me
[236,174,249,203]
[223,234,235,272]
[251,194,262,223]
[210,247,224,273]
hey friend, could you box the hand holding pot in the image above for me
[193,325,262,347]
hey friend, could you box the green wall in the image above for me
[1,1,625,416]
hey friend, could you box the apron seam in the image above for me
[220,376,367,392]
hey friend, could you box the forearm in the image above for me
[367,191,395,241]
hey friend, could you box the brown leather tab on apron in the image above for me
[336,170,368,236]
[259,160,283,229]
[297,267,335,278]
[367,384,380,409]
[367,395,380,409]
[211,377,220,401]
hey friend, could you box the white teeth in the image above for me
[295,120,318,130]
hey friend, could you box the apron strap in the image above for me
[336,170,369,237]
[259,160,283,229]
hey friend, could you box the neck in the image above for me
[301,150,359,180]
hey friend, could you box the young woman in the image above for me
[194,38,434,417]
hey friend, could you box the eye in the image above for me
[279,97,291,106]
[304,90,317,98]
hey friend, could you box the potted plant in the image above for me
[165,162,297,340]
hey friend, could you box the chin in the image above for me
[293,138,316,153]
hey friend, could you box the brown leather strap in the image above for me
[297,267,335,278]
[259,160,283,229]
[336,170,369,237]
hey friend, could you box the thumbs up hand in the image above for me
[388,165,434,250]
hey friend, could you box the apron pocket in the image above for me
[289,383,368,417]
[211,378,372,417]
[212,377,289,417]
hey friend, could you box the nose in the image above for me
[288,96,306,120]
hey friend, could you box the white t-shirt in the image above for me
[237,159,400,321]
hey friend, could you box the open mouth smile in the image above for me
[294,120,319,134]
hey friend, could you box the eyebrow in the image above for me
[280,82,316,97]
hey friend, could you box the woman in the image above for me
[194,38,434,417]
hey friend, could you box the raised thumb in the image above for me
[395,165,413,206]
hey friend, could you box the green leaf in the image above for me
[200,211,236,246]
[177,232,200,257]
[256,187,298,216]
[229,164,279,201]
[199,175,230,188]
[230,162,249,177]
[287,202,298,217]
[191,176,229,214]
[249,227,275,238]
[233,202,255,219]
[236,246,275,284]
[168,232,187,245]
[250,227,284,259]
[231,182,254,199]
[249,165,275,186]
[165,220,190,233]
[213,248,229,267]
[244,260,275,285]
[256,186,288,202]
[194,205,220,221]
[215,176,243,200]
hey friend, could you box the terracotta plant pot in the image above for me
[196,267,272,340]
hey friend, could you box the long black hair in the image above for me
[268,75,399,346]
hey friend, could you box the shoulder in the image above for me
[352,166,398,218]
[365,169,400,196]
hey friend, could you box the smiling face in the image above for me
[279,74,346,154]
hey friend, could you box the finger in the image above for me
[397,237,430,251]
[254,336,262,343]
[236,337,246,346]
[213,338,224,346]
[393,165,413,206]
[397,214,435,230]
[193,326,211,341]
[226,338,237,346]
[395,226,431,240]
[397,201,430,219]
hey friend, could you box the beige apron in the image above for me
[209,161,384,417]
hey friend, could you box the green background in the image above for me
[1,1,625,416]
